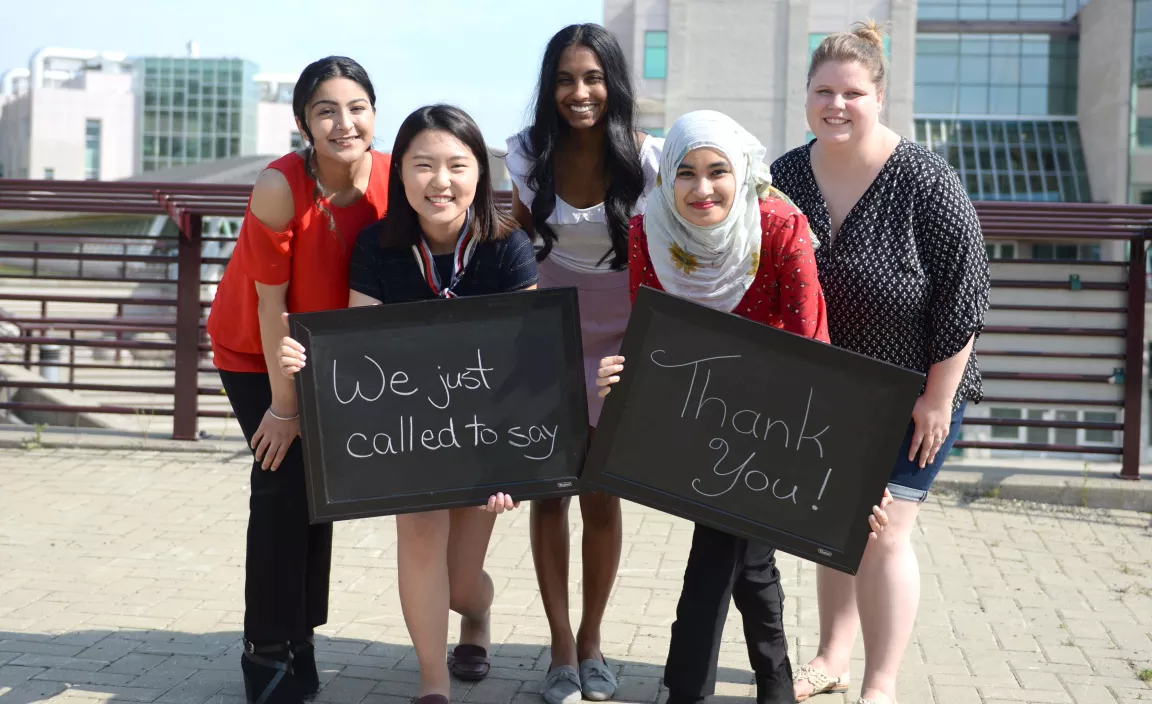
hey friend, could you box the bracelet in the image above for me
[268,408,299,421]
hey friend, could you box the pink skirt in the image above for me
[537,259,631,427]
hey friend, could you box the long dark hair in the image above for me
[292,56,377,234]
[519,23,644,270]
[378,104,518,248]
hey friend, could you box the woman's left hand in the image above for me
[480,492,519,514]
[909,393,953,469]
[867,487,893,539]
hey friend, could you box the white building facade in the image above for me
[0,48,305,181]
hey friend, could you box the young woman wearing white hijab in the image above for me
[594,110,892,704]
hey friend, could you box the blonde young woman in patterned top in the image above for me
[770,20,990,704]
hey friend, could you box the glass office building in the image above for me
[136,57,258,173]
[912,0,1092,201]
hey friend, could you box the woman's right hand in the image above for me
[595,355,625,398]
[251,409,300,471]
[278,335,307,378]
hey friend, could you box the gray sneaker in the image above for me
[579,659,618,701]
[542,665,582,704]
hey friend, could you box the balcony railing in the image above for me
[0,180,1147,479]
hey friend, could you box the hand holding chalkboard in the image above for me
[288,289,588,523]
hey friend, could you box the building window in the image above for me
[919,0,1080,21]
[290,131,303,150]
[985,242,1016,259]
[989,407,1022,439]
[1135,0,1152,86]
[1032,242,1101,260]
[915,33,1079,116]
[85,119,101,180]
[1083,411,1118,445]
[988,407,1119,447]
[644,31,668,79]
[1139,118,1152,148]
[914,118,1091,202]
[43,168,55,180]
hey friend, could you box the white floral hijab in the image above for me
[643,110,771,312]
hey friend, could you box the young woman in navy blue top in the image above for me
[278,105,537,704]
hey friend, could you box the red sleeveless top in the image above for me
[207,150,391,373]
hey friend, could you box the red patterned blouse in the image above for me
[628,197,830,344]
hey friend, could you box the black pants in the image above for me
[219,370,333,645]
[663,524,790,697]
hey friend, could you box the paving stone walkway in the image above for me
[0,447,1150,704]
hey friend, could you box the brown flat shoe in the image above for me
[414,695,449,704]
[448,644,490,681]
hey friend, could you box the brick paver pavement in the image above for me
[0,447,1149,704]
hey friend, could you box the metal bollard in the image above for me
[39,343,63,382]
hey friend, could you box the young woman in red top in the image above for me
[205,56,390,704]
[595,111,890,704]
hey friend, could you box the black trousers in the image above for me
[219,370,333,645]
[663,524,791,697]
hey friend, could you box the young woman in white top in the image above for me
[503,23,663,704]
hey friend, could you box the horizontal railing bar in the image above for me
[2,316,189,327]
[977,350,1125,359]
[0,293,208,306]
[990,280,1126,290]
[2,335,175,350]
[981,372,1115,383]
[982,325,1125,337]
[0,400,231,419]
[0,274,178,285]
[952,440,1122,454]
[979,395,1121,407]
[987,258,1127,267]
[0,231,177,242]
[964,417,1123,430]
[0,380,226,396]
[0,250,179,264]
[7,322,180,333]
[988,304,1127,314]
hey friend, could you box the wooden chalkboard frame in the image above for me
[289,288,589,523]
[583,286,925,574]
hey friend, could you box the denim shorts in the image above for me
[886,401,967,502]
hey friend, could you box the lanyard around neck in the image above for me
[411,209,477,299]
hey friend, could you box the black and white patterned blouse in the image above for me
[770,138,990,410]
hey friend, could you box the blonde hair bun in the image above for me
[851,18,887,51]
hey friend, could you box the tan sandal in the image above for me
[793,664,849,701]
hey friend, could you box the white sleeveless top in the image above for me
[504,129,664,274]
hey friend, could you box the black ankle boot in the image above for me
[241,641,304,704]
[289,636,319,697]
[755,662,794,704]
[665,694,704,704]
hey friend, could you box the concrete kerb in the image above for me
[934,457,1152,512]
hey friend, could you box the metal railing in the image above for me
[0,180,1148,479]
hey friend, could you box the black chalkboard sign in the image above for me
[289,289,588,523]
[583,287,925,574]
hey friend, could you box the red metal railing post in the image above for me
[172,214,202,440]
[1121,234,1147,479]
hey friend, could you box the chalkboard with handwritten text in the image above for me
[289,289,588,523]
[583,287,925,574]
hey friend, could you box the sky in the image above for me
[0,0,605,149]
